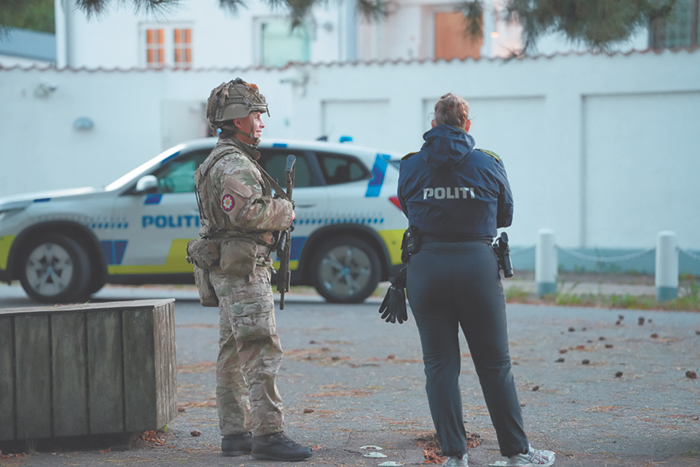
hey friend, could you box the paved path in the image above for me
[1,284,699,466]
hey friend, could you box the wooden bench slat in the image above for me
[16,315,52,439]
[52,313,88,437]
[87,310,124,434]
[0,317,15,440]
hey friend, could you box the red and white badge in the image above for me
[221,194,235,211]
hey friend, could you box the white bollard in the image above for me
[536,229,557,296]
[655,231,678,302]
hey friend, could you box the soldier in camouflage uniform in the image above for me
[192,78,312,462]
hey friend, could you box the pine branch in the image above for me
[505,0,679,54]
[218,0,248,14]
[456,0,484,41]
[356,0,389,22]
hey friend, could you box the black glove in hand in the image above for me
[378,267,408,324]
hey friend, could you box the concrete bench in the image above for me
[0,299,177,442]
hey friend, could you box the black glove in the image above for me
[378,267,408,324]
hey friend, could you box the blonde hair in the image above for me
[434,93,470,127]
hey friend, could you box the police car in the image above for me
[0,138,407,304]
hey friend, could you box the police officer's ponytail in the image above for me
[434,93,470,128]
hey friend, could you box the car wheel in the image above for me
[86,268,107,295]
[311,236,381,303]
[19,234,91,304]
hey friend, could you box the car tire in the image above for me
[310,235,381,304]
[19,234,91,304]
[86,269,107,295]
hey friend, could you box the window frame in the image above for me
[650,0,699,49]
[140,23,194,69]
[314,151,373,186]
[253,16,312,67]
[257,148,326,187]
[145,28,165,69]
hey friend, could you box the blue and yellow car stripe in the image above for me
[0,235,15,270]
[108,227,404,275]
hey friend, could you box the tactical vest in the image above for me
[194,138,271,242]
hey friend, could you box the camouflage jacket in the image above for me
[194,136,293,245]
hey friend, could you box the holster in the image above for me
[400,226,422,263]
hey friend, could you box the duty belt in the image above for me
[421,234,489,244]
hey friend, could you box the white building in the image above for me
[54,0,653,70]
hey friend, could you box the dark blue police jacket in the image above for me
[398,124,513,241]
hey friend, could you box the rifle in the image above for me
[276,155,296,309]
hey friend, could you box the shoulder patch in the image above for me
[402,151,419,161]
[478,149,500,161]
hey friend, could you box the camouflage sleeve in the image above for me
[218,160,293,231]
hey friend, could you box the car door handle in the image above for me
[296,204,316,208]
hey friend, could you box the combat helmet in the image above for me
[206,78,269,143]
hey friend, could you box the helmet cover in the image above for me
[206,78,269,129]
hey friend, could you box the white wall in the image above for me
[56,0,644,70]
[0,55,54,68]
[1,50,698,251]
[56,0,346,69]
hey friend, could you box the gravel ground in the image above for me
[1,285,699,467]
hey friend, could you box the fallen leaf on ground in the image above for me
[178,362,216,374]
[141,430,165,446]
[179,400,217,408]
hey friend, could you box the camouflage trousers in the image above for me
[209,257,285,437]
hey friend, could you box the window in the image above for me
[152,150,209,193]
[173,28,192,69]
[316,152,370,185]
[146,28,165,68]
[259,18,310,67]
[434,12,482,60]
[650,0,699,48]
[258,150,312,188]
[142,24,193,68]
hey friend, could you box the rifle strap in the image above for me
[252,159,291,201]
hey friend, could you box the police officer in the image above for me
[397,93,555,467]
[193,78,312,462]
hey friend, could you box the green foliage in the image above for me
[505,0,678,53]
[0,0,677,54]
[0,0,55,34]
[505,285,529,302]
[506,275,700,312]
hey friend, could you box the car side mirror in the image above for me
[135,175,158,194]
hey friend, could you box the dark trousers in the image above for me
[406,241,529,457]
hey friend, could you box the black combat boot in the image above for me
[251,431,313,461]
[221,432,253,457]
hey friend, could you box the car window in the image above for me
[316,152,370,185]
[258,149,312,188]
[152,149,209,194]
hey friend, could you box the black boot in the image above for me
[221,432,253,457]
[251,432,313,461]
